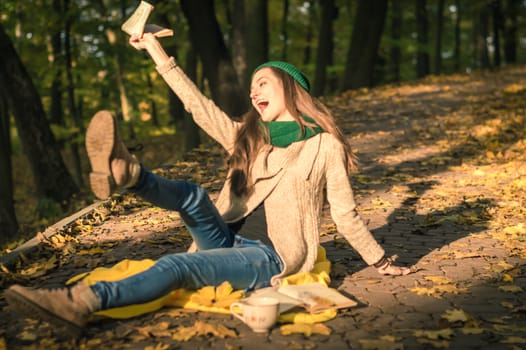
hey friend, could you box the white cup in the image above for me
[230,296,280,333]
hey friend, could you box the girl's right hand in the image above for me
[128,33,157,51]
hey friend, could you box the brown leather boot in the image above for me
[5,283,100,335]
[86,110,140,199]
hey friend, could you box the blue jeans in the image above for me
[91,167,283,310]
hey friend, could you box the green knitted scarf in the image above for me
[261,117,324,148]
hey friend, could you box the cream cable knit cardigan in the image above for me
[156,58,385,286]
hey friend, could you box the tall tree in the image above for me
[341,0,388,90]
[49,0,64,126]
[416,0,430,78]
[476,3,491,68]
[303,1,316,65]
[312,0,337,96]
[491,0,503,67]
[94,0,136,138]
[231,0,269,92]
[180,0,247,118]
[454,0,462,71]
[281,0,290,61]
[182,46,201,151]
[0,23,79,212]
[434,0,445,74]
[0,88,18,241]
[503,0,518,63]
[152,1,187,129]
[64,0,83,185]
[390,0,402,83]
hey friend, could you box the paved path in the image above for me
[1,67,526,349]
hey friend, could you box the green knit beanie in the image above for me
[253,61,310,92]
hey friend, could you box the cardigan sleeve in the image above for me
[155,57,240,154]
[323,136,385,265]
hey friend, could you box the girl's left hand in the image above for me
[377,263,411,276]
[375,256,412,276]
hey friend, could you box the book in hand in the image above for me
[121,1,173,38]
[249,282,357,314]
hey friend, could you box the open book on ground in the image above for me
[249,282,357,314]
[121,1,173,38]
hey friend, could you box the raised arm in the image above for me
[128,33,240,153]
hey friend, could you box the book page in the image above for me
[278,283,357,313]
[248,287,303,314]
[121,1,154,36]
[144,24,173,38]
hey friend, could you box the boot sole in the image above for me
[5,288,83,336]
[86,110,117,199]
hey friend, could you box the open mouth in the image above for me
[257,101,269,114]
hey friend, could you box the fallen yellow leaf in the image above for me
[172,320,237,341]
[460,327,484,335]
[501,336,526,344]
[441,308,469,323]
[414,328,454,340]
[498,285,524,293]
[280,323,331,336]
[359,335,403,350]
[425,276,452,285]
[144,343,170,350]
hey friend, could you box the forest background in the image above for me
[0,0,524,248]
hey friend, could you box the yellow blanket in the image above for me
[67,246,337,323]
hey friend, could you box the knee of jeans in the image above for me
[182,184,210,211]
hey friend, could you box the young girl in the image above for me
[5,33,410,333]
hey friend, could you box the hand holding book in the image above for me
[121,1,173,38]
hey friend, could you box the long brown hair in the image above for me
[228,67,356,197]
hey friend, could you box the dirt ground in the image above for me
[1,66,526,349]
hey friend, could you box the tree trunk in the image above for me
[183,47,201,151]
[303,1,315,65]
[152,3,186,129]
[434,0,445,74]
[313,0,336,96]
[390,0,402,83]
[341,0,388,91]
[0,23,79,208]
[0,88,18,241]
[492,0,503,67]
[503,0,518,63]
[180,0,247,118]
[416,0,430,78]
[231,0,268,92]
[49,0,64,126]
[477,4,491,69]
[281,0,290,61]
[147,72,160,127]
[454,0,461,71]
[64,0,83,186]
[245,1,268,78]
[97,0,135,139]
[153,1,201,152]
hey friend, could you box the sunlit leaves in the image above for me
[189,281,244,309]
[280,322,331,336]
[498,285,524,293]
[410,276,468,298]
[358,335,403,350]
[18,255,58,278]
[441,309,469,323]
[171,320,236,341]
[144,343,170,350]
[135,322,172,338]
